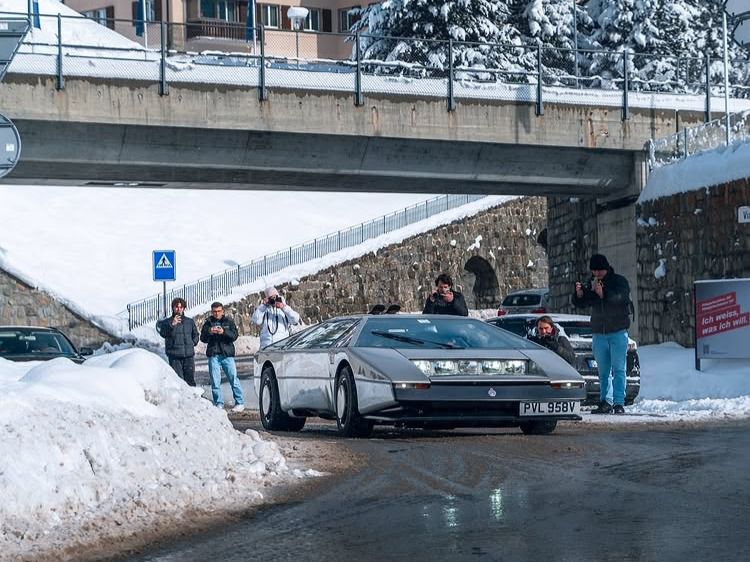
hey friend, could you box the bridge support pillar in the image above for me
[594,151,648,340]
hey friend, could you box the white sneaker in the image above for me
[230,404,245,413]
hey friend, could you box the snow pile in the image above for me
[639,138,750,203]
[584,342,750,424]
[0,348,292,560]
[0,0,144,51]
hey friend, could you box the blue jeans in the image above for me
[592,330,628,406]
[207,355,244,407]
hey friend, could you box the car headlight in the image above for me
[411,359,529,376]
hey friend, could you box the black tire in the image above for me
[335,367,373,438]
[519,420,557,435]
[259,366,304,431]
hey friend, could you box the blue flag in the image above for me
[135,0,144,37]
[32,0,40,29]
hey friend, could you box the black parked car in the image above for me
[0,326,92,364]
[486,314,640,406]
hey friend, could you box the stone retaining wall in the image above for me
[197,197,548,334]
[0,269,115,348]
[636,178,750,346]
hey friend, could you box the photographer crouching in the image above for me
[526,315,576,366]
[252,286,300,349]
[422,273,468,316]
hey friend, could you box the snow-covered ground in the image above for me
[0,348,321,561]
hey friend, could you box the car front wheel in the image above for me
[260,366,305,432]
[519,420,557,435]
[335,367,373,438]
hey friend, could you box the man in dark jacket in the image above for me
[423,273,469,316]
[527,315,576,367]
[200,301,245,412]
[573,254,632,415]
[156,297,199,386]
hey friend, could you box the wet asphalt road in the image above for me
[123,420,750,562]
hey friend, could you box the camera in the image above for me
[268,295,281,306]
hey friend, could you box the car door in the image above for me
[281,319,359,412]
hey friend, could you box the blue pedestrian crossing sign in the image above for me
[153,250,176,281]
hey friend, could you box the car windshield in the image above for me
[557,321,593,338]
[0,329,77,357]
[358,317,537,350]
[502,293,542,307]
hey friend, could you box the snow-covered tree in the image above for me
[513,0,594,84]
[354,0,534,79]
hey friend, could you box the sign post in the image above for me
[152,250,176,317]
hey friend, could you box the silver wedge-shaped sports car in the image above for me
[254,314,585,437]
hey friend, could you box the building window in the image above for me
[259,4,280,28]
[304,8,321,31]
[84,6,115,29]
[199,0,237,21]
[131,0,160,24]
[338,6,360,32]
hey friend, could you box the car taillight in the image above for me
[530,307,546,313]
[497,309,507,316]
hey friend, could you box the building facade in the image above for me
[64,0,365,58]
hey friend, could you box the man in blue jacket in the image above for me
[573,254,632,415]
[156,297,199,386]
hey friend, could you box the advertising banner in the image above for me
[695,279,750,366]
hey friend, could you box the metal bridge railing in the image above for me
[5,11,750,118]
[649,109,750,169]
[125,194,485,330]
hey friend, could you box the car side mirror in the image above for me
[79,347,94,356]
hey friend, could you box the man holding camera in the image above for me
[156,297,199,386]
[573,253,632,415]
[423,273,469,316]
[200,301,245,412]
[252,286,300,349]
[527,315,576,366]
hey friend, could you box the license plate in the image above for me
[520,401,581,416]
[588,359,598,368]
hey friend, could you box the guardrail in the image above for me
[4,11,750,117]
[649,109,750,168]
[125,194,486,329]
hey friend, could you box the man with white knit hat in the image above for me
[252,286,301,349]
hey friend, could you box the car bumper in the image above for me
[581,375,641,405]
[371,382,584,427]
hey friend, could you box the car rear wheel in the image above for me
[335,367,373,438]
[259,366,305,432]
[519,420,557,435]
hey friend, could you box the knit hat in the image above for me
[589,254,610,270]
[264,286,279,297]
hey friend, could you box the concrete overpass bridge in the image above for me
[0,69,735,200]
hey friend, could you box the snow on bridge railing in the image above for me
[5,10,750,116]
[124,194,485,330]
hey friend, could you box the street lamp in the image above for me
[287,6,309,68]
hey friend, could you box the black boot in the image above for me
[591,401,613,414]
[613,404,625,415]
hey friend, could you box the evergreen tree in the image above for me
[514,0,594,84]
[354,0,532,78]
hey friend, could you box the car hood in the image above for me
[0,353,86,364]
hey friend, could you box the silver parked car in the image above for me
[254,314,585,437]
[497,288,550,316]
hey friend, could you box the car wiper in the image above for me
[370,330,461,349]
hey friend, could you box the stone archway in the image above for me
[463,256,500,309]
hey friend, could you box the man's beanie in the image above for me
[589,254,610,270]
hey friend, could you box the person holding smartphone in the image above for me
[572,254,632,415]
[200,301,244,412]
[423,273,469,316]
[156,297,199,387]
